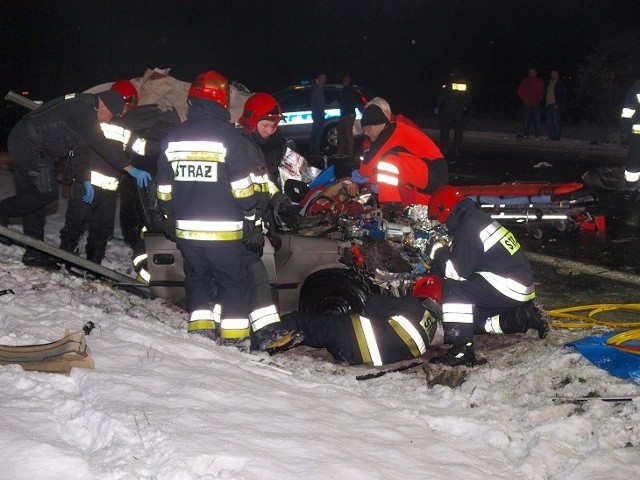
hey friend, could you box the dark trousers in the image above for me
[522,104,542,137]
[59,182,116,261]
[280,311,362,364]
[442,274,523,344]
[310,112,324,155]
[180,242,248,321]
[2,123,58,241]
[118,175,144,250]
[545,104,562,140]
[625,132,640,192]
[337,114,355,156]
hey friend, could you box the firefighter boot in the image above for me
[252,323,301,352]
[22,248,60,270]
[188,326,219,342]
[265,330,305,356]
[516,302,550,339]
[429,342,477,367]
[86,243,106,264]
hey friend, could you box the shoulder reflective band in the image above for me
[452,83,467,91]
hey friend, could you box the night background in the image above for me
[2,0,640,144]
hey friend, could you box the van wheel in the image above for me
[299,274,369,314]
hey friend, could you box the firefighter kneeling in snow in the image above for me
[272,294,437,365]
[426,185,549,367]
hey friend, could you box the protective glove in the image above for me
[243,211,265,253]
[128,167,152,188]
[82,180,95,204]
[270,192,298,229]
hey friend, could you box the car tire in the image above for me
[299,271,369,314]
[322,123,339,153]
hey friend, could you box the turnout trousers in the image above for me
[441,274,524,344]
[180,242,249,330]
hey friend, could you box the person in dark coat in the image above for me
[1,90,151,268]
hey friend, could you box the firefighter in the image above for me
[237,92,300,351]
[358,104,448,217]
[620,80,640,201]
[273,294,437,366]
[59,80,142,266]
[435,70,470,160]
[426,185,549,366]
[156,70,259,346]
[0,90,152,268]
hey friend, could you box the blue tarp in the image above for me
[566,332,640,383]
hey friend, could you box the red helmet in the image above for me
[238,93,284,132]
[428,185,465,223]
[188,70,230,109]
[110,79,139,113]
[412,274,443,305]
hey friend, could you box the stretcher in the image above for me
[456,181,604,238]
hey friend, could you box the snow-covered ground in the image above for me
[0,167,639,480]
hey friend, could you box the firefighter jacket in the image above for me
[20,93,130,172]
[353,295,435,366]
[156,100,256,245]
[281,294,436,366]
[432,198,535,303]
[359,121,447,206]
[241,130,281,213]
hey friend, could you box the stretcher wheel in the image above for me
[557,219,577,232]
[527,226,544,239]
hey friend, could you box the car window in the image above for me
[277,90,311,111]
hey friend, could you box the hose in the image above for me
[547,303,640,329]
[548,304,640,355]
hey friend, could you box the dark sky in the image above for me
[2,0,640,116]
